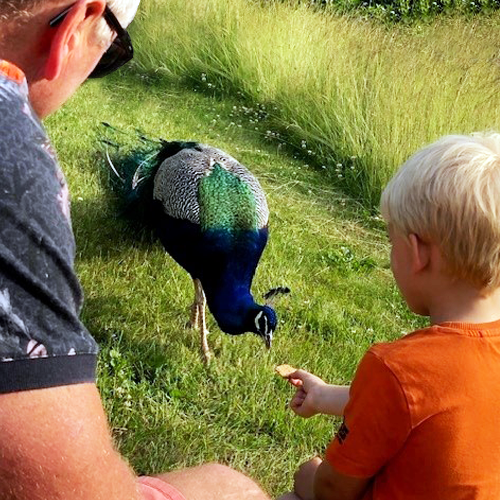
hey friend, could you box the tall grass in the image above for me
[130,1,500,206]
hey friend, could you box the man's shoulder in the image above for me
[0,61,67,223]
[0,60,26,85]
[0,60,29,114]
[0,60,43,139]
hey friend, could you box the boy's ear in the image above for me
[408,233,431,274]
[43,0,106,81]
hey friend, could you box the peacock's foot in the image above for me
[202,347,213,364]
[201,327,211,363]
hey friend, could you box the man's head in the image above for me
[0,0,139,118]
[381,133,500,307]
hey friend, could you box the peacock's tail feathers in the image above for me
[198,164,259,232]
[100,123,200,221]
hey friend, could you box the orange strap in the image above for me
[0,60,25,84]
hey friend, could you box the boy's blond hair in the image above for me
[381,133,500,291]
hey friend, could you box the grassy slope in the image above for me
[45,73,423,495]
[131,0,500,206]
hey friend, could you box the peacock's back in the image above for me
[153,144,269,230]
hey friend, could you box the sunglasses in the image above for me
[49,4,134,78]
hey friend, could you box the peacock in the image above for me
[103,125,288,362]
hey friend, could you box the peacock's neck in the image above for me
[202,277,259,335]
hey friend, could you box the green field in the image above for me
[45,0,497,496]
[131,0,500,207]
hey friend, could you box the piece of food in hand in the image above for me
[275,364,297,378]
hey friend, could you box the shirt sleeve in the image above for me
[325,349,411,478]
[0,70,98,394]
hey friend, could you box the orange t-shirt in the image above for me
[326,320,500,499]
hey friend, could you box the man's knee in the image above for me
[155,462,270,500]
[198,462,233,476]
[199,463,270,498]
[199,463,260,487]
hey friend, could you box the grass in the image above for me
[130,0,500,207]
[45,71,424,496]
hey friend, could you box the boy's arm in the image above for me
[0,383,141,500]
[314,460,370,500]
[289,370,350,417]
[314,384,350,416]
[324,351,411,496]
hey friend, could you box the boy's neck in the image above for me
[428,283,500,326]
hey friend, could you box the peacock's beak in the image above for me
[264,333,273,349]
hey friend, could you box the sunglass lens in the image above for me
[88,38,133,79]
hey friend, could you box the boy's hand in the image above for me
[288,370,328,418]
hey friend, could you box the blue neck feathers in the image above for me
[200,227,269,335]
[205,284,261,335]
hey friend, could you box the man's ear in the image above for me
[408,233,431,274]
[43,0,106,80]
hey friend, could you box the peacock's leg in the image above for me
[193,278,211,362]
[189,279,199,329]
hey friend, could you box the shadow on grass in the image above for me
[82,294,128,344]
[81,289,212,360]
[71,188,159,261]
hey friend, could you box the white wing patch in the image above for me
[153,144,269,228]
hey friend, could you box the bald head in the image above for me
[0,0,140,118]
[0,0,139,25]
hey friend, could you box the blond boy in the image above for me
[279,133,500,500]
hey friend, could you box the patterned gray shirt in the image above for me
[0,60,98,393]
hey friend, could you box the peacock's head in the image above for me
[254,305,277,349]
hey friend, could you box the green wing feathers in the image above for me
[198,164,259,232]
